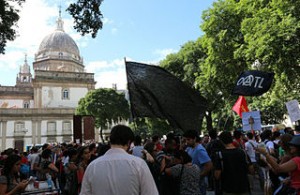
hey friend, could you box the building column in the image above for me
[1,121,7,151]
[95,127,99,142]
[37,120,42,144]
[32,120,37,145]
[32,120,42,144]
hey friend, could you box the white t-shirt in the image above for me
[245,140,258,163]
[80,148,158,195]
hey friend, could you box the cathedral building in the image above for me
[0,13,96,152]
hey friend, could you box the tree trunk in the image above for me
[206,111,213,132]
[100,126,105,144]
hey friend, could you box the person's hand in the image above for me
[282,178,291,185]
[163,155,172,161]
[256,147,267,155]
[68,162,78,170]
[17,180,29,190]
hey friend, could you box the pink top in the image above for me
[290,156,300,189]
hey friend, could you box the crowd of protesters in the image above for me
[0,124,300,195]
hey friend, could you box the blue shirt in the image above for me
[186,144,211,170]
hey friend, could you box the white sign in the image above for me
[242,111,262,131]
[285,100,300,123]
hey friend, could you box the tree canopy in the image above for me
[161,0,300,132]
[76,88,130,141]
[0,0,103,54]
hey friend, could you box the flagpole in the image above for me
[124,57,136,127]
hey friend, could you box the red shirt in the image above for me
[291,157,300,189]
[156,143,163,151]
[232,138,245,149]
[21,156,28,164]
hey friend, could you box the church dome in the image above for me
[37,30,80,58]
[34,14,83,67]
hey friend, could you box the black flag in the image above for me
[125,61,207,132]
[232,70,274,96]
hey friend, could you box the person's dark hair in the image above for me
[261,130,272,141]
[42,143,49,151]
[2,154,21,188]
[41,148,52,159]
[284,127,294,135]
[196,136,201,143]
[13,148,19,155]
[67,148,78,159]
[144,142,155,154]
[97,143,111,156]
[219,131,233,145]
[246,132,254,139]
[110,125,134,146]
[280,134,293,152]
[271,131,281,141]
[89,143,96,151]
[174,150,192,164]
[289,136,300,156]
[31,146,38,153]
[208,129,218,139]
[233,130,242,139]
[183,130,198,139]
[134,135,142,146]
[76,146,89,164]
[166,132,175,140]
[61,143,67,147]
[4,148,14,156]
[152,135,159,143]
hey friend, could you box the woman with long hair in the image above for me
[76,146,91,193]
[64,148,78,195]
[0,154,29,195]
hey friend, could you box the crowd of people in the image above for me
[0,124,299,195]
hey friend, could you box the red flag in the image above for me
[232,96,249,118]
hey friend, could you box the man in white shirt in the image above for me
[245,132,264,190]
[28,146,39,177]
[80,125,159,195]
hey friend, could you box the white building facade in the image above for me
[0,14,96,151]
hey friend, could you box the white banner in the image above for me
[285,100,300,123]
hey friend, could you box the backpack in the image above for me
[206,139,225,163]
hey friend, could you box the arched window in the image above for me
[23,101,30,108]
[62,89,69,100]
[23,76,27,82]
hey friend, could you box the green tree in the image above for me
[76,88,130,142]
[0,0,24,54]
[160,0,300,131]
[0,0,103,54]
[130,118,173,139]
[195,0,300,128]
